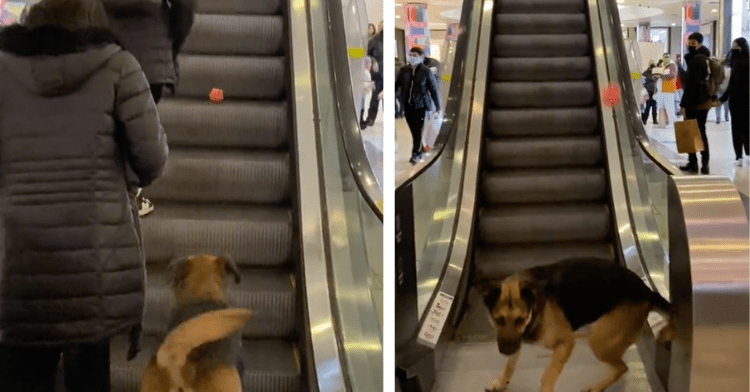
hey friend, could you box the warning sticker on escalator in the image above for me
[418,291,454,347]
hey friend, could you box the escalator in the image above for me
[109,0,303,390]
[476,0,615,282]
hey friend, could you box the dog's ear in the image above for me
[519,281,538,308]
[476,280,502,311]
[166,256,191,287]
[217,254,241,284]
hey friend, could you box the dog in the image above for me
[140,254,252,392]
[478,257,675,392]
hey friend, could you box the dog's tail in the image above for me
[156,308,252,390]
[649,291,675,342]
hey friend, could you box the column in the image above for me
[683,1,702,59]
[638,22,651,42]
[404,3,431,56]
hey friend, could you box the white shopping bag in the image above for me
[422,111,443,151]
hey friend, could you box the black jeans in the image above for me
[0,340,111,392]
[404,106,426,156]
[642,95,657,124]
[729,102,749,159]
[684,108,710,166]
[367,72,383,123]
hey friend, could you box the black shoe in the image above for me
[680,163,699,173]
[409,155,418,165]
[700,165,709,175]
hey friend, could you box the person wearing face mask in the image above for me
[396,47,441,164]
[641,60,658,125]
[679,32,713,174]
[656,53,677,127]
[716,38,749,166]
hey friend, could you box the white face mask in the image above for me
[408,56,422,66]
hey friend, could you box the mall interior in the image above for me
[395,0,749,392]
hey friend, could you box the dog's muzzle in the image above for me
[498,339,521,355]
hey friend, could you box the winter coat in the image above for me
[720,54,749,111]
[396,63,441,112]
[680,53,711,110]
[102,0,195,88]
[642,67,656,96]
[367,30,383,74]
[0,24,168,347]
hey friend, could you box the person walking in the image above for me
[101,0,195,216]
[364,20,383,128]
[396,47,441,164]
[656,53,677,127]
[0,0,168,390]
[642,60,658,125]
[717,37,749,166]
[679,32,713,174]
[715,62,731,124]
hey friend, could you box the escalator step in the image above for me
[143,150,290,204]
[110,335,301,392]
[485,136,602,168]
[496,0,585,14]
[490,81,594,108]
[495,14,586,35]
[196,0,283,15]
[492,57,592,81]
[494,34,589,58]
[474,243,615,281]
[183,15,284,56]
[487,107,598,136]
[158,99,288,148]
[141,203,292,266]
[141,267,295,339]
[482,168,606,204]
[478,204,611,244]
[176,55,285,100]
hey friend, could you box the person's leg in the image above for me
[0,344,61,392]
[150,84,164,104]
[681,109,699,171]
[715,101,722,123]
[724,101,730,122]
[665,93,676,125]
[694,109,710,173]
[730,116,743,160]
[404,107,426,158]
[62,339,111,392]
[650,99,657,123]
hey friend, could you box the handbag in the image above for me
[673,119,705,153]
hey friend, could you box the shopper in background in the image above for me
[674,54,683,117]
[364,20,383,128]
[102,0,195,216]
[396,47,441,164]
[679,32,713,174]
[656,52,677,127]
[714,58,731,124]
[642,60,658,125]
[716,37,749,166]
[367,23,376,38]
[361,56,376,126]
[0,0,168,390]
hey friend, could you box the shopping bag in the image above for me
[673,119,704,153]
[422,111,443,150]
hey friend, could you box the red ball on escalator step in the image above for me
[209,88,224,102]
[602,84,621,108]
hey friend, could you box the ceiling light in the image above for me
[712,9,717,12]
[672,22,676,26]
[617,0,624,3]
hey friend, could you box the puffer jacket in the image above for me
[680,53,711,110]
[0,24,168,348]
[396,62,441,112]
[101,0,195,88]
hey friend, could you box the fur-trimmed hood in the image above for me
[0,24,121,96]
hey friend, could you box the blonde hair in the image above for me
[22,0,110,29]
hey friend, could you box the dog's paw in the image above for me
[581,387,601,392]
[485,378,510,392]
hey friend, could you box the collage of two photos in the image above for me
[0,0,747,391]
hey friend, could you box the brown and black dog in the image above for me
[478,257,675,392]
[140,254,252,392]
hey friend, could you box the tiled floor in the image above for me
[362,110,384,188]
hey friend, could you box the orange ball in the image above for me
[209,88,224,102]
[602,84,621,107]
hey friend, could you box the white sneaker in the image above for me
[734,159,744,167]
[138,197,154,217]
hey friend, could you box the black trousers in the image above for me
[367,73,383,123]
[729,102,749,159]
[404,106,426,156]
[642,96,657,124]
[685,108,710,166]
[0,340,111,392]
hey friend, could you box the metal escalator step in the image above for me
[474,243,614,281]
[158,100,288,148]
[143,150,289,204]
[478,204,611,244]
[110,335,301,392]
[490,81,594,108]
[142,267,295,339]
[496,0,585,14]
[196,0,282,15]
[184,14,284,56]
[485,136,602,168]
[482,168,606,204]
[492,57,592,81]
[140,203,292,266]
[495,14,586,35]
[494,34,589,58]
[176,55,285,100]
[487,108,598,136]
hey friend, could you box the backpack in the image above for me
[704,57,726,98]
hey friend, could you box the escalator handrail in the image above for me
[324,0,384,221]
[601,0,683,177]
[394,0,477,193]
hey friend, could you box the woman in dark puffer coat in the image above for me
[0,0,168,390]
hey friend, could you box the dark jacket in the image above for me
[680,53,711,110]
[367,30,383,73]
[396,63,441,111]
[102,0,195,87]
[642,66,656,96]
[720,54,749,109]
[0,24,168,347]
